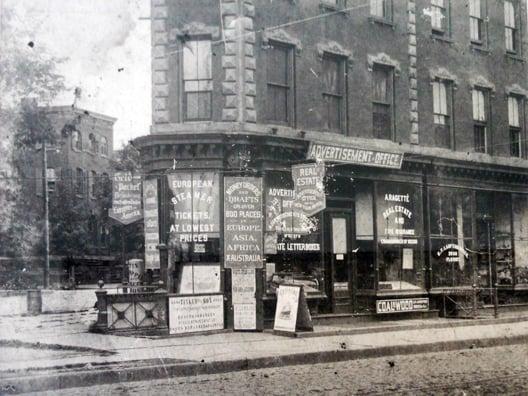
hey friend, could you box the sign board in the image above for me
[128,259,144,293]
[167,172,220,243]
[143,179,160,270]
[169,294,224,334]
[273,285,313,334]
[233,302,257,330]
[307,142,403,169]
[109,172,143,225]
[231,268,256,304]
[291,162,326,216]
[376,298,429,314]
[178,264,221,294]
[224,177,263,269]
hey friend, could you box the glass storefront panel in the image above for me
[376,182,425,291]
[513,194,528,286]
[429,187,473,288]
[355,180,376,290]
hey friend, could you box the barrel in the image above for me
[27,289,42,315]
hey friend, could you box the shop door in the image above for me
[325,211,355,313]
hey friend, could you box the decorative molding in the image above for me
[317,41,352,60]
[262,28,302,54]
[367,53,401,74]
[469,75,495,92]
[505,83,528,97]
[170,22,220,41]
[429,67,458,85]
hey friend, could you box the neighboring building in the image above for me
[135,0,528,321]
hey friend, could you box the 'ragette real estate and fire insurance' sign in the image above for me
[307,142,403,169]
[109,171,143,225]
[376,298,429,314]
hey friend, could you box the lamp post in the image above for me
[42,140,50,288]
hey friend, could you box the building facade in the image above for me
[136,0,528,319]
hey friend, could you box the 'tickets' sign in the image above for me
[143,179,160,270]
[292,162,326,217]
[307,142,403,169]
[168,294,224,334]
[109,172,143,225]
[224,177,263,269]
[167,172,220,243]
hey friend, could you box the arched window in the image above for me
[71,131,82,151]
[89,133,98,153]
[100,137,108,156]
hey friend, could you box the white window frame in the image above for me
[182,39,213,121]
[504,1,517,53]
[433,80,448,125]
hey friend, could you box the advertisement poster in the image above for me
[109,171,143,225]
[224,177,263,269]
[233,302,257,330]
[273,285,300,333]
[231,268,256,304]
[178,264,221,294]
[167,172,220,243]
[143,178,160,270]
[169,294,224,334]
[291,162,326,217]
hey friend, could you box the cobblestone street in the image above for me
[29,344,528,395]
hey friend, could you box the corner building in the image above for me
[136,0,528,320]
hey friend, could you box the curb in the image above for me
[2,333,528,394]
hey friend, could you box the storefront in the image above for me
[135,134,528,325]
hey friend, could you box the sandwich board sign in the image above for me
[273,284,313,335]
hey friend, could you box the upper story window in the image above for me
[432,79,453,149]
[266,42,294,125]
[370,0,392,22]
[504,1,519,54]
[76,168,85,196]
[322,54,346,133]
[100,136,108,156]
[472,88,490,154]
[46,168,56,193]
[89,133,98,153]
[509,96,523,157]
[469,0,487,46]
[90,170,97,198]
[372,64,394,140]
[71,130,82,151]
[320,0,344,11]
[183,40,212,121]
[431,0,450,37]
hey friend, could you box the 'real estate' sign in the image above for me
[109,172,143,225]
[143,179,160,270]
[376,298,429,314]
[292,162,326,217]
[224,177,263,269]
[307,142,403,169]
[169,294,224,334]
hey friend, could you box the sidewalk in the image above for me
[1,311,528,393]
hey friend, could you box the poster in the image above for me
[169,294,224,334]
[273,285,300,333]
[402,248,414,270]
[109,171,143,225]
[143,178,160,270]
[178,264,221,294]
[233,302,257,330]
[291,162,326,216]
[231,268,256,304]
[224,177,263,269]
[167,172,220,243]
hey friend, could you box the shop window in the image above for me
[183,40,212,121]
[370,0,392,22]
[504,1,519,54]
[166,172,220,294]
[513,194,528,285]
[355,180,376,290]
[509,96,523,158]
[429,187,473,288]
[372,64,394,140]
[376,182,424,291]
[469,0,487,46]
[472,88,490,154]
[431,0,450,37]
[266,42,294,125]
[432,79,453,148]
[322,53,346,133]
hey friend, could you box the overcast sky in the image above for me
[4,0,151,149]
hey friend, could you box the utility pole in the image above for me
[42,140,50,288]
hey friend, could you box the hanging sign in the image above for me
[273,285,313,334]
[224,177,263,269]
[292,162,326,217]
[307,142,403,169]
[143,179,160,270]
[109,172,143,225]
[168,294,224,334]
[167,172,220,243]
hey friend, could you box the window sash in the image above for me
[504,1,516,28]
[370,0,389,19]
[431,1,447,32]
[267,84,289,123]
[184,92,212,120]
[474,125,487,153]
[373,102,392,140]
[472,89,487,122]
[433,81,448,118]
[323,93,343,132]
[183,41,212,81]
[510,128,522,157]
[469,0,481,18]
[508,96,520,127]
[322,56,343,96]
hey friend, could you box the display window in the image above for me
[355,180,376,290]
[376,182,425,291]
[513,194,528,286]
[429,187,474,288]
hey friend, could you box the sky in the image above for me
[3,0,151,149]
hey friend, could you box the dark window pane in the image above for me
[434,123,451,148]
[322,57,341,95]
[323,94,341,131]
[267,46,288,85]
[267,85,288,123]
[510,129,521,157]
[474,125,486,153]
[186,92,211,120]
[373,103,391,139]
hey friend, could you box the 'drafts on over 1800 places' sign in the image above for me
[109,172,143,225]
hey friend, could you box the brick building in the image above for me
[135,0,528,321]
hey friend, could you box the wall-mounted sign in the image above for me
[307,142,403,169]
[143,179,160,270]
[376,298,429,314]
[292,162,326,216]
[265,189,318,235]
[167,172,219,243]
[109,172,143,225]
[168,294,224,334]
[224,177,263,269]
[273,285,313,334]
